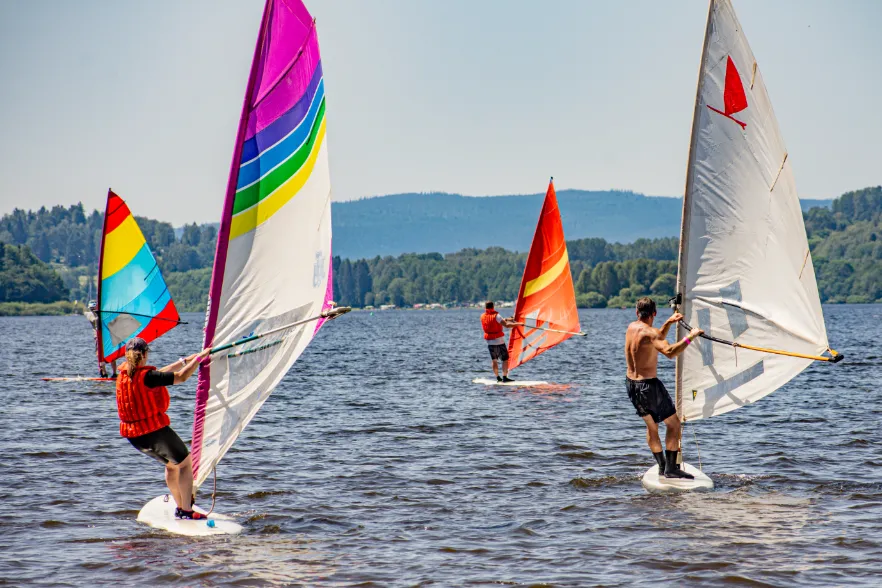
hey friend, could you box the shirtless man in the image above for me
[625,297,702,479]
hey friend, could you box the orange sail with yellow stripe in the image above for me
[508,179,582,370]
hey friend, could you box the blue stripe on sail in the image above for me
[100,244,155,309]
[237,80,325,189]
[240,60,324,165]
[102,262,172,318]
[100,241,173,341]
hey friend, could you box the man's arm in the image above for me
[652,326,703,359]
[658,312,683,339]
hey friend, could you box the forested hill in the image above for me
[0,187,876,310]
[334,190,681,257]
[333,191,831,257]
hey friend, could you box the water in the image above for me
[1,306,880,586]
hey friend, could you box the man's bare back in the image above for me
[625,320,661,380]
[625,312,700,379]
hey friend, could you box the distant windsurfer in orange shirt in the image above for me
[624,297,702,479]
[481,301,517,382]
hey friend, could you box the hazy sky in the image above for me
[1,1,879,224]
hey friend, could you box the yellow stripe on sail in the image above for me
[523,249,569,297]
[230,118,327,240]
[102,215,147,278]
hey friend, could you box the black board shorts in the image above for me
[626,378,676,423]
[128,426,190,465]
[488,344,509,361]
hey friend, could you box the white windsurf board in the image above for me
[42,376,115,382]
[641,462,714,494]
[473,378,549,387]
[137,494,243,536]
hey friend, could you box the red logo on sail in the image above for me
[707,56,748,129]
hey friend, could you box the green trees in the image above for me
[1,185,879,312]
[0,243,67,303]
[803,186,881,303]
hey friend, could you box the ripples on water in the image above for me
[1,306,880,586]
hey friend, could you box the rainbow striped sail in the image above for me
[97,190,181,362]
[191,0,334,488]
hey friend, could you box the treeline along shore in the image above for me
[0,187,879,315]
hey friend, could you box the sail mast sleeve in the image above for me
[191,0,273,486]
[95,189,112,365]
[675,0,715,422]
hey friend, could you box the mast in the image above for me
[674,0,715,423]
[94,188,112,366]
[191,0,273,484]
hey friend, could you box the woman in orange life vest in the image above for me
[117,337,210,520]
[481,301,517,382]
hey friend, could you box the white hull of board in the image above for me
[473,378,549,387]
[137,494,243,536]
[641,463,714,494]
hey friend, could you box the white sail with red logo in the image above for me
[673,0,840,424]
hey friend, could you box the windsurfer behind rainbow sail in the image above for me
[86,300,117,378]
[624,298,703,479]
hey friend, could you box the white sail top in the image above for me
[676,0,829,421]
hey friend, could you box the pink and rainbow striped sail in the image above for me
[96,190,181,362]
[191,0,334,488]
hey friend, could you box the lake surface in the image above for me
[1,306,880,586]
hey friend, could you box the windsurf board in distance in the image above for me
[41,377,115,382]
[137,495,243,536]
[641,463,714,494]
[473,378,549,387]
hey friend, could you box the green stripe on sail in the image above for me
[233,99,326,215]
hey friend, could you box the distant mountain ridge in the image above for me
[329,190,833,258]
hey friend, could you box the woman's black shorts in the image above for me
[128,426,190,465]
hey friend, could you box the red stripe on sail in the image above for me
[104,191,132,234]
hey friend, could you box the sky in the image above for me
[0,0,879,224]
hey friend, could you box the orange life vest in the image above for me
[481,309,505,340]
[116,364,171,438]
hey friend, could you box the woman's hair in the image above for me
[125,349,146,377]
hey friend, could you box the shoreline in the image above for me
[0,301,85,317]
